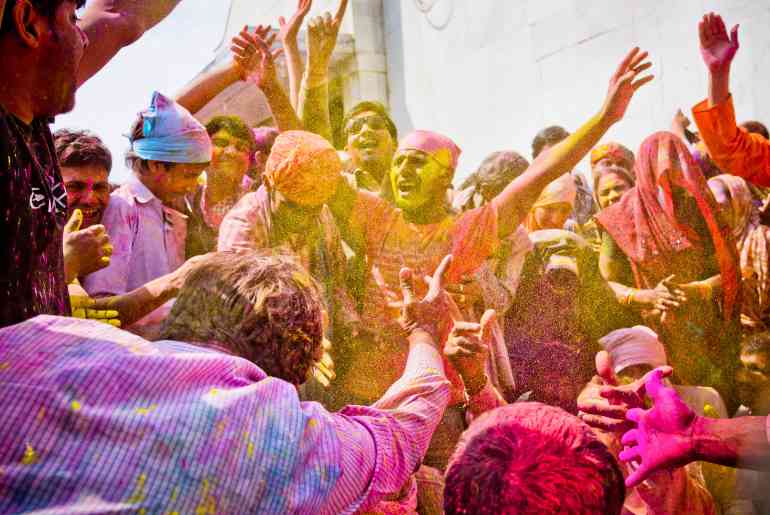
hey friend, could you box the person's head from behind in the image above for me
[462,150,530,208]
[737,332,770,415]
[125,92,211,205]
[740,120,769,140]
[527,174,576,230]
[205,115,256,189]
[262,130,342,235]
[54,128,112,228]
[531,125,570,159]
[390,130,461,215]
[444,402,625,515]
[590,142,636,209]
[707,174,753,240]
[160,252,325,385]
[343,101,397,181]
[0,0,88,118]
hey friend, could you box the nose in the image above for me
[77,25,89,48]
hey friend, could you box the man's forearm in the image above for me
[693,416,770,470]
[95,273,180,327]
[284,42,304,109]
[708,69,731,108]
[176,61,241,115]
[261,79,303,132]
[299,78,332,142]
[493,110,613,237]
[77,0,183,86]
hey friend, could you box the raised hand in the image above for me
[305,0,348,83]
[399,254,456,344]
[619,368,698,487]
[601,47,654,125]
[278,0,313,47]
[63,209,113,282]
[699,12,739,74]
[231,25,283,86]
[444,310,496,392]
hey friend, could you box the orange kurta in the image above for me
[692,95,770,186]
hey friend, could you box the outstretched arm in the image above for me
[298,0,348,142]
[692,13,770,185]
[77,0,182,86]
[278,0,313,109]
[231,26,302,131]
[492,47,653,238]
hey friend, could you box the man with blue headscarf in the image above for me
[83,92,212,339]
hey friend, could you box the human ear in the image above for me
[11,0,45,49]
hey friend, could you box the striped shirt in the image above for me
[0,316,449,514]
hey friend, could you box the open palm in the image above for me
[699,12,739,73]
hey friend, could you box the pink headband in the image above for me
[397,130,461,170]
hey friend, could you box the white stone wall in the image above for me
[383,0,770,184]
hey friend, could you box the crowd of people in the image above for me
[2,0,770,513]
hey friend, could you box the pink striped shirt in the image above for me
[0,316,449,514]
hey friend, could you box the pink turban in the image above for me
[397,130,462,171]
[263,131,342,207]
[599,325,668,374]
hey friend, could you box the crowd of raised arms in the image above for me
[3,0,770,513]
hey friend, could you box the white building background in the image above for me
[197,0,770,183]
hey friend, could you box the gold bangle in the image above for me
[623,289,636,306]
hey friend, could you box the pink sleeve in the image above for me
[217,191,266,252]
[82,195,135,297]
[446,203,500,283]
[319,343,450,514]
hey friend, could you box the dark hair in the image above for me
[741,120,770,140]
[444,402,625,515]
[1,0,86,34]
[461,150,530,201]
[342,101,398,142]
[205,115,257,153]
[54,128,112,172]
[160,252,325,386]
[532,125,570,158]
[743,332,770,355]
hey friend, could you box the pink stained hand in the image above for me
[699,12,739,73]
[601,47,654,125]
[231,25,283,85]
[619,368,698,488]
[399,254,457,345]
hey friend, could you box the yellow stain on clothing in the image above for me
[243,432,254,459]
[0,362,10,371]
[195,478,217,515]
[135,404,158,416]
[307,418,318,430]
[214,419,227,439]
[36,407,45,421]
[126,473,147,504]
[70,400,82,412]
[21,443,39,465]
[209,388,220,397]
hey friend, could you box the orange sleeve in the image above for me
[447,203,500,284]
[692,95,770,187]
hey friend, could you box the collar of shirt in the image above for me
[125,177,160,205]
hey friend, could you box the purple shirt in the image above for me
[0,110,69,327]
[0,316,449,513]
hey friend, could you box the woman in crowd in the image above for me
[596,131,741,409]
[709,174,770,334]
[524,173,577,232]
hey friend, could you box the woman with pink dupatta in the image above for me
[596,132,741,410]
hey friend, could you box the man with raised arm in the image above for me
[692,12,770,184]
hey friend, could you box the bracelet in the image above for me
[623,289,636,306]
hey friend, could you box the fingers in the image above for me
[621,428,639,447]
[600,386,640,408]
[595,350,618,386]
[626,407,645,424]
[69,295,96,310]
[614,47,639,79]
[618,445,640,463]
[731,24,740,48]
[479,309,497,339]
[451,321,481,333]
[627,50,649,72]
[698,18,708,47]
[577,412,630,432]
[642,367,669,401]
[85,309,120,320]
[428,254,453,297]
[334,0,349,24]
[300,0,313,14]
[278,15,287,28]
[64,209,83,233]
[577,401,627,419]
[399,268,415,305]
[639,366,673,398]
[625,465,650,489]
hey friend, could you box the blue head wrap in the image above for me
[130,92,212,164]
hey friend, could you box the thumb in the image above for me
[480,309,497,343]
[399,268,415,305]
[596,350,619,386]
[65,209,83,234]
[278,16,287,27]
[731,24,740,48]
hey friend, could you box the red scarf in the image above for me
[597,132,739,318]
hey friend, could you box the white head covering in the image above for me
[598,325,668,374]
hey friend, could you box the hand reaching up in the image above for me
[231,25,283,86]
[619,368,698,488]
[305,0,348,83]
[399,254,458,344]
[444,310,496,392]
[699,12,739,74]
[601,47,654,125]
[278,0,313,48]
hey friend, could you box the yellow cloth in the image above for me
[525,174,577,231]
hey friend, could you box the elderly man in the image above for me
[0,0,183,328]
[0,251,454,513]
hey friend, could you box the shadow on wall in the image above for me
[383,0,415,138]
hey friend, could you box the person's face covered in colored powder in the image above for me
[345,110,395,181]
[533,203,572,230]
[42,1,89,116]
[596,171,633,209]
[390,149,451,213]
[209,129,252,188]
[61,164,110,228]
[144,161,208,206]
[736,348,770,415]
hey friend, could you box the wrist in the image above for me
[463,373,489,397]
[304,67,329,88]
[689,415,709,463]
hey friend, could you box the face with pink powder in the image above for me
[61,164,110,228]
